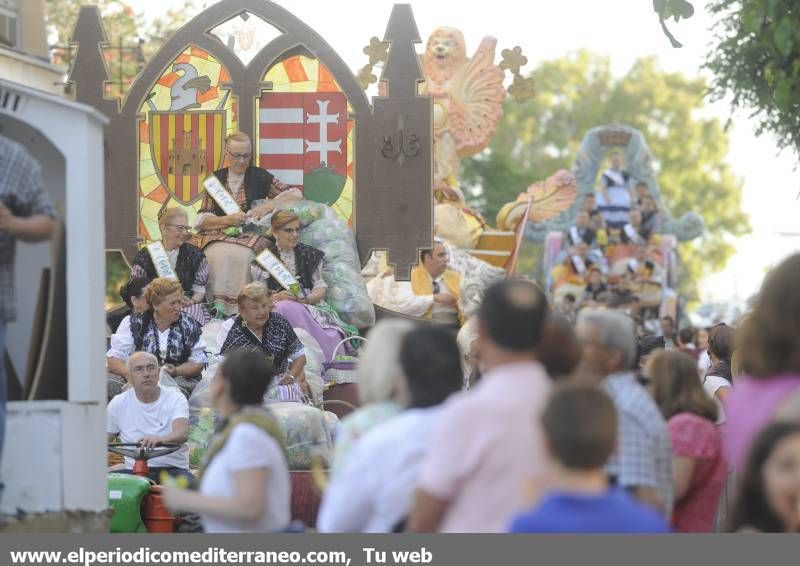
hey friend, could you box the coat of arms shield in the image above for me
[148,110,226,205]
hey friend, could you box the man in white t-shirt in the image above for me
[107,351,192,485]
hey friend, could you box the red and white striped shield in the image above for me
[258,93,348,203]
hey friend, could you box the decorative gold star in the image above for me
[363,36,389,66]
[499,46,528,75]
[508,74,536,102]
[357,65,378,89]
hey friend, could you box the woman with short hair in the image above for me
[253,211,355,365]
[216,282,309,404]
[129,207,209,324]
[330,320,413,475]
[648,350,727,532]
[163,350,292,533]
[106,278,207,400]
[318,326,463,532]
[193,132,301,315]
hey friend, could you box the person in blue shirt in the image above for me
[509,385,670,533]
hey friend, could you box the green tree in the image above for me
[45,0,199,97]
[705,0,800,160]
[462,51,749,301]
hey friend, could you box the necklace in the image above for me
[151,316,176,366]
[226,172,245,198]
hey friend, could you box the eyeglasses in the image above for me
[166,224,192,232]
[131,363,158,375]
[279,227,301,234]
[226,149,251,161]
[432,281,441,294]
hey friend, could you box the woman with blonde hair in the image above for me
[252,210,355,365]
[129,207,209,324]
[330,320,414,475]
[106,278,207,400]
[216,282,309,403]
[193,132,301,315]
[648,350,727,532]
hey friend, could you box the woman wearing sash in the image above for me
[216,282,310,404]
[163,350,292,533]
[129,207,209,324]
[192,132,301,315]
[253,211,355,366]
[106,278,207,400]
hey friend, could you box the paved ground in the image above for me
[0,510,109,533]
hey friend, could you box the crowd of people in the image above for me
[106,247,800,533]
[551,149,669,332]
[105,132,357,403]
[99,131,800,534]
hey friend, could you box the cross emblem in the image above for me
[306,99,342,165]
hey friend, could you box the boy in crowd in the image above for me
[509,386,670,533]
[566,211,596,247]
[640,195,662,240]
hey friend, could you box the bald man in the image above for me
[107,352,193,485]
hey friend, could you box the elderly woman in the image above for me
[253,210,355,366]
[163,350,292,533]
[106,278,207,400]
[330,320,413,476]
[216,282,309,403]
[192,132,301,315]
[129,207,209,324]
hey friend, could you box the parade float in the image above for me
[52,0,698,531]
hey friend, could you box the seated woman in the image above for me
[106,278,207,401]
[107,276,149,334]
[129,207,209,324]
[163,350,292,533]
[216,282,310,404]
[192,132,301,315]
[252,211,355,366]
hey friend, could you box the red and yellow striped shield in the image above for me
[148,111,226,205]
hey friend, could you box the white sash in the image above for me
[203,175,242,215]
[624,223,643,244]
[604,168,628,189]
[255,249,303,297]
[146,241,178,281]
[570,255,587,276]
[569,226,582,245]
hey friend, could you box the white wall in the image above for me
[0,79,108,513]
[0,115,64,385]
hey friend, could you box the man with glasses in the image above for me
[193,132,301,315]
[107,351,193,485]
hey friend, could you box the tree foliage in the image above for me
[45,0,199,96]
[652,0,695,47]
[461,51,749,301]
[705,0,800,160]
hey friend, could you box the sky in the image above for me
[126,0,800,304]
